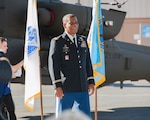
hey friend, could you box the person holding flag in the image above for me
[0,37,24,120]
[48,14,95,118]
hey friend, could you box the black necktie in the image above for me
[73,38,75,44]
[73,38,76,46]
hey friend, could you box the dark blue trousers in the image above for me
[56,92,91,118]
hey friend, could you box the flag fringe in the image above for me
[95,77,105,88]
[24,92,41,111]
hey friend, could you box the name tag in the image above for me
[65,55,69,60]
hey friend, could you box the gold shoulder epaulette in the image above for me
[53,37,59,41]
[53,35,61,41]
[81,35,86,39]
[0,57,10,64]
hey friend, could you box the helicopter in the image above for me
[1,0,150,119]
[0,0,150,89]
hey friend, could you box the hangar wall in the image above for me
[116,18,150,46]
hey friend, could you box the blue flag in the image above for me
[87,0,105,87]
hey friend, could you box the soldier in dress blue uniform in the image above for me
[48,14,95,119]
[0,37,24,120]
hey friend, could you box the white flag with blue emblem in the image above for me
[87,0,105,87]
[24,0,41,111]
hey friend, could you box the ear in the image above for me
[0,41,1,48]
[63,23,67,29]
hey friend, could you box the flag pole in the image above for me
[36,0,44,118]
[39,66,44,120]
[94,88,98,120]
[39,54,44,120]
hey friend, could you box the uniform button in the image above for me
[79,66,82,68]
[77,50,79,53]
[78,55,80,58]
[79,61,81,63]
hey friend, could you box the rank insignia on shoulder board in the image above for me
[81,41,87,48]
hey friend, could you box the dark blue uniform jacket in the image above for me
[0,51,11,98]
[49,33,95,93]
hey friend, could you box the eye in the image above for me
[68,22,78,25]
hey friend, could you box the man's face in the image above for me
[64,16,79,36]
[0,41,8,53]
